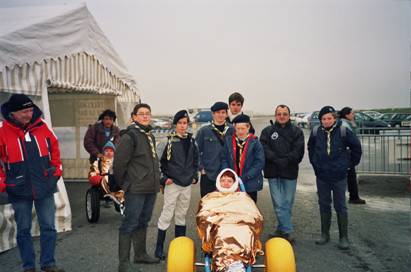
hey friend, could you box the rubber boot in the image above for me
[315,212,331,245]
[118,232,134,272]
[337,213,349,250]
[175,225,186,237]
[133,228,160,264]
[154,229,167,260]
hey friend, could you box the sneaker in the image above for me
[41,266,65,272]
[349,198,366,204]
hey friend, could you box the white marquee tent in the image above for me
[0,4,140,252]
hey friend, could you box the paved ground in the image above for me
[1,118,409,271]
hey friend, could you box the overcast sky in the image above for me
[1,0,410,114]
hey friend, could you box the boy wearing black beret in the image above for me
[195,102,234,197]
[308,105,362,250]
[221,114,265,203]
[154,110,199,260]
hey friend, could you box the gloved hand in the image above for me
[53,168,62,178]
[89,175,103,186]
[0,174,6,193]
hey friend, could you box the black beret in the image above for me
[4,94,34,112]
[232,114,250,124]
[211,102,228,112]
[173,110,190,124]
[319,106,336,120]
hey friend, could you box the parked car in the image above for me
[307,111,320,129]
[354,111,388,134]
[361,110,382,119]
[290,112,305,124]
[401,115,411,127]
[377,113,395,123]
[296,113,310,128]
[194,110,212,123]
[388,113,411,127]
[151,118,172,130]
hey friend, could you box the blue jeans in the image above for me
[316,177,347,214]
[11,195,56,270]
[268,178,297,233]
[119,192,157,234]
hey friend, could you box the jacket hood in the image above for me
[216,168,239,193]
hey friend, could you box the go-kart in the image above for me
[167,236,295,272]
[167,179,296,272]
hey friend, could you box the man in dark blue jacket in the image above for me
[195,102,234,197]
[260,105,305,242]
[308,106,362,250]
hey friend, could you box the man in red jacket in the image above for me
[0,94,64,272]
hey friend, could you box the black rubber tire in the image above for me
[86,187,100,223]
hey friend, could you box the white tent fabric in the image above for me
[0,4,140,252]
[0,3,138,94]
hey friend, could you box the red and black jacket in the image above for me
[0,104,62,200]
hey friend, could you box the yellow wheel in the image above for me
[167,236,196,272]
[265,237,296,272]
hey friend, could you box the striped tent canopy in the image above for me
[0,4,140,252]
[0,3,140,119]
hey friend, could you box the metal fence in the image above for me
[357,127,410,175]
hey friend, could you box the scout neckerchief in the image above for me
[166,131,189,161]
[231,134,251,176]
[134,122,157,159]
[210,121,230,145]
[323,123,336,156]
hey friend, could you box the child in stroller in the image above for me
[87,141,125,222]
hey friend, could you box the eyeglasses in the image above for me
[276,113,289,116]
[135,113,151,117]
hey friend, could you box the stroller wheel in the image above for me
[86,187,100,223]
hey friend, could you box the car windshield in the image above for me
[356,112,372,121]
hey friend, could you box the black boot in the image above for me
[154,229,167,260]
[175,225,186,237]
[315,212,331,245]
[132,228,160,264]
[118,232,135,272]
[337,213,349,250]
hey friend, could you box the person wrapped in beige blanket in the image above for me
[196,168,264,272]
[88,141,124,206]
